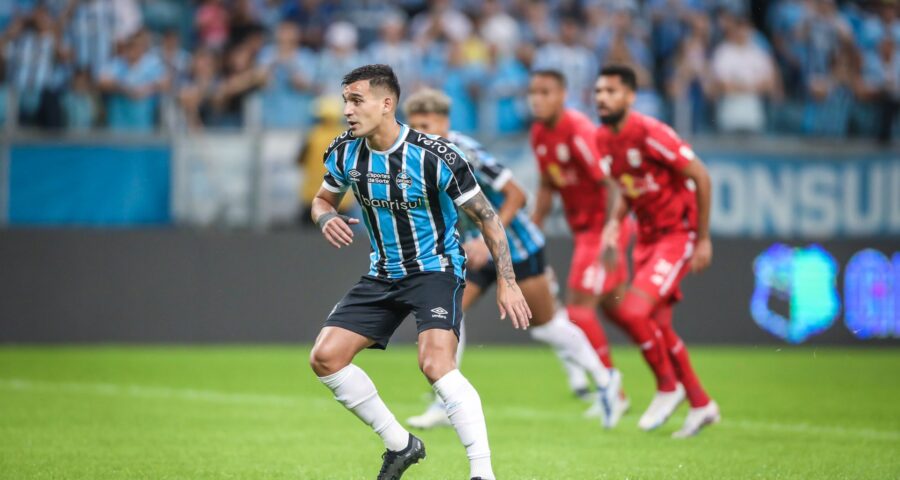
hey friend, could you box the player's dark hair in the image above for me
[531,69,567,89]
[342,64,401,100]
[599,64,637,91]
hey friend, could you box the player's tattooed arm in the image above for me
[461,192,514,286]
[461,191,532,329]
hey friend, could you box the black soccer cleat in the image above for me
[377,434,426,480]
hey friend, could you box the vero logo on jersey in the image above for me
[751,244,840,344]
[431,307,449,319]
[415,133,458,164]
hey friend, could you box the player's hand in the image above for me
[496,281,531,330]
[691,235,713,273]
[318,212,359,249]
[463,238,491,270]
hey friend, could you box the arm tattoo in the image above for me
[461,192,516,287]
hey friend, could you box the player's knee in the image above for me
[612,291,655,327]
[418,353,456,383]
[601,284,629,311]
[567,290,599,309]
[309,343,348,377]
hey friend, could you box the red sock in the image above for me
[567,305,613,368]
[654,304,710,408]
[611,293,678,392]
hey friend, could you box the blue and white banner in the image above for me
[707,153,900,238]
[3,137,897,235]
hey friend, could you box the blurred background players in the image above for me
[595,64,719,438]
[528,70,680,417]
[402,88,623,430]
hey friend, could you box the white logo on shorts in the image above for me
[431,307,449,319]
[650,259,674,286]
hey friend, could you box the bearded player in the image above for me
[529,70,679,417]
[402,88,623,429]
[595,64,720,437]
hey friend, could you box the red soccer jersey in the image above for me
[530,109,610,233]
[595,111,698,241]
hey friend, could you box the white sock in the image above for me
[433,318,467,411]
[530,309,611,388]
[433,369,495,480]
[319,364,409,451]
[556,350,591,393]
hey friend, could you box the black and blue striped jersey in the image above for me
[448,132,546,263]
[322,122,481,280]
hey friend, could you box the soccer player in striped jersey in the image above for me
[401,89,623,430]
[308,65,531,480]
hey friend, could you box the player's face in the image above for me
[406,112,450,138]
[342,80,390,137]
[595,75,634,125]
[528,76,565,122]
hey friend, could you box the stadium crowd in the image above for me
[0,0,897,140]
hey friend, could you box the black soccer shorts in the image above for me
[466,247,546,290]
[324,271,465,349]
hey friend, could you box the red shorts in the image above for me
[632,230,696,304]
[567,218,633,296]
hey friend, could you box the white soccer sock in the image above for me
[433,318,467,411]
[556,349,591,393]
[433,369,495,480]
[319,364,410,452]
[530,308,611,388]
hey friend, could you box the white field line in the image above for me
[1,378,898,442]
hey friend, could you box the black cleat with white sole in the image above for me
[377,434,426,480]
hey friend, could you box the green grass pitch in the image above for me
[1,345,898,479]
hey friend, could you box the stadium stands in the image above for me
[0,0,896,139]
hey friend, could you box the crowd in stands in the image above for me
[0,0,897,141]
